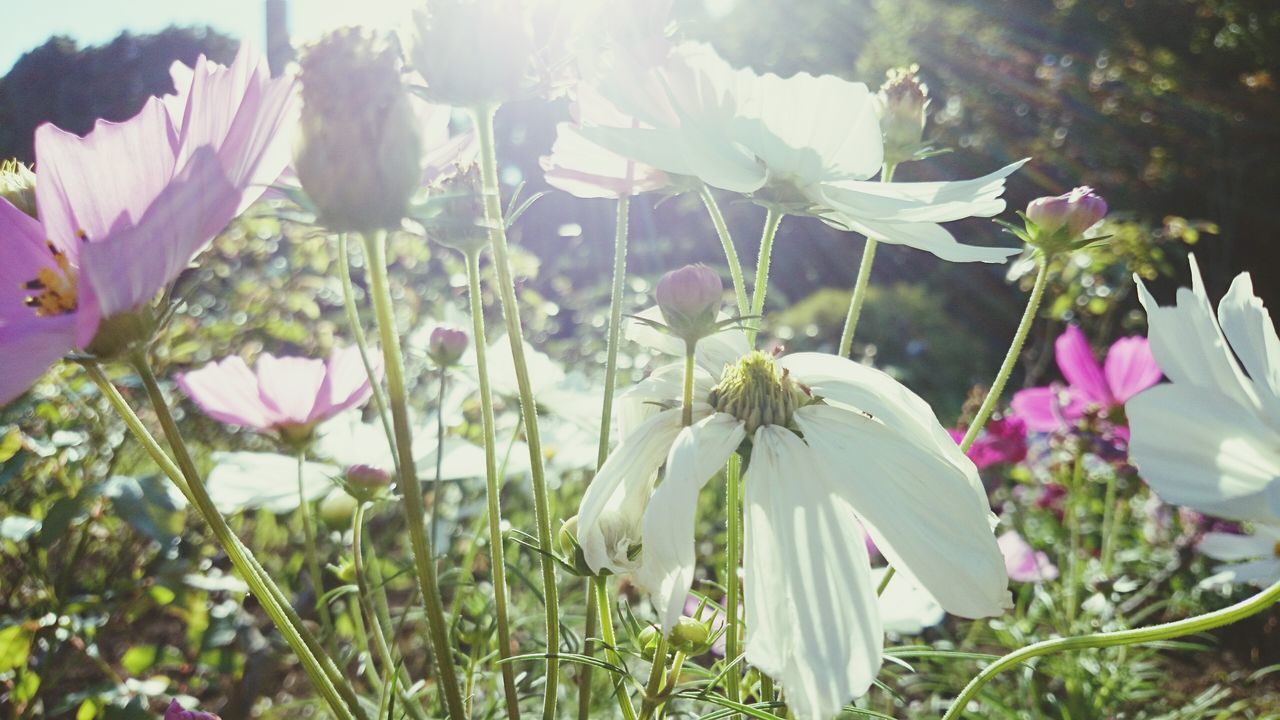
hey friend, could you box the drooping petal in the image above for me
[873,567,945,636]
[310,345,375,424]
[1128,383,1280,524]
[1217,272,1280,425]
[795,403,1010,618]
[1103,336,1163,404]
[541,123,669,198]
[176,356,272,429]
[0,315,76,406]
[1054,325,1111,405]
[205,451,338,514]
[1209,557,1280,587]
[254,354,328,427]
[636,413,744,630]
[1196,531,1274,562]
[1009,385,1086,432]
[577,124,765,194]
[816,159,1026,223]
[743,425,881,720]
[824,214,1020,264]
[577,407,685,574]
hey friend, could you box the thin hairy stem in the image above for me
[837,163,896,356]
[699,186,749,317]
[747,209,784,344]
[337,232,397,468]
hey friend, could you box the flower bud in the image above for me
[347,463,392,489]
[428,325,469,368]
[1026,186,1108,241]
[0,159,37,218]
[636,625,661,660]
[296,28,422,233]
[558,515,580,557]
[874,65,929,167]
[408,0,533,107]
[165,700,220,720]
[318,488,359,529]
[655,264,723,343]
[668,616,711,654]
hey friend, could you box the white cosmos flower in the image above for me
[1196,525,1280,588]
[1127,255,1280,524]
[577,314,1009,720]
[578,42,1026,263]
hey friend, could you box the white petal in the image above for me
[1217,272,1280,426]
[743,426,882,720]
[206,452,338,515]
[822,214,1020,264]
[1197,531,1273,562]
[1128,383,1280,524]
[625,306,751,375]
[1213,557,1280,587]
[637,413,745,630]
[818,159,1027,223]
[577,408,685,574]
[872,567,945,635]
[1134,255,1260,415]
[796,404,1010,618]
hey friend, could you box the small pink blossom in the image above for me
[997,531,1059,583]
[947,416,1027,470]
[177,346,375,435]
[164,699,220,720]
[1011,325,1161,434]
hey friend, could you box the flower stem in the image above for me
[338,232,397,470]
[98,358,364,720]
[1065,449,1085,628]
[682,345,696,428]
[748,209,784,344]
[837,163,896,358]
[723,452,743,708]
[431,368,448,554]
[1101,476,1126,577]
[941,578,1280,719]
[876,567,896,597]
[464,247,521,720]
[296,449,338,659]
[594,577,639,720]
[361,229,468,719]
[638,633,669,720]
[960,255,1051,452]
[472,103,560,718]
[699,186,749,318]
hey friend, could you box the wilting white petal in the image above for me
[1197,531,1277,562]
[1128,384,1280,524]
[637,413,744,629]
[1208,557,1280,587]
[823,213,1020,264]
[206,452,338,515]
[873,567,945,635]
[796,404,1009,618]
[577,408,685,574]
[1217,272,1280,426]
[818,159,1027,223]
[744,426,881,720]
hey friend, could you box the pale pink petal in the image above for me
[1103,336,1162,403]
[0,198,55,315]
[997,531,1059,583]
[541,123,669,198]
[310,346,376,424]
[1055,325,1111,405]
[422,131,478,187]
[254,354,327,427]
[176,356,272,429]
[0,316,76,406]
[1010,385,1085,432]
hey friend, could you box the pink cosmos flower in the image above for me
[1011,325,1161,436]
[947,415,1027,470]
[0,44,297,406]
[177,346,374,436]
[540,84,668,199]
[997,531,1059,583]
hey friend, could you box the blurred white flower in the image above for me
[1197,526,1280,588]
[1127,255,1280,524]
[205,451,338,515]
[873,567,945,635]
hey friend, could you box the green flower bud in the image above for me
[0,159,37,218]
[333,558,358,584]
[637,625,661,660]
[668,616,711,655]
[408,0,533,107]
[296,27,422,233]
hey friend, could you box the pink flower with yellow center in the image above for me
[0,44,297,406]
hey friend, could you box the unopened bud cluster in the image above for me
[708,352,810,435]
[874,65,929,167]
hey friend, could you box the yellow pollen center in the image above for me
[23,241,79,317]
[707,351,810,434]
[1273,540,1280,558]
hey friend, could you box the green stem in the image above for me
[594,577,639,720]
[638,633,669,720]
[876,567,896,597]
[100,359,363,720]
[431,369,447,555]
[1100,473,1120,576]
[960,256,1051,452]
[837,163,896,358]
[361,230,468,719]
[296,449,338,658]
[1102,480,1127,577]
[941,578,1280,719]
[337,232,398,470]
[699,186,749,317]
[472,104,560,719]
[1065,449,1085,628]
[464,248,521,719]
[723,453,743,709]
[747,209,784,344]
[682,346,696,427]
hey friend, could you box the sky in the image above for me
[1,0,420,74]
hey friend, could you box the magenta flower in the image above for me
[0,44,297,406]
[1010,325,1161,435]
[997,531,1059,583]
[164,699,220,720]
[177,346,375,437]
[540,84,669,199]
[947,416,1027,470]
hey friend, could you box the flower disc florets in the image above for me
[0,159,37,218]
[707,351,810,434]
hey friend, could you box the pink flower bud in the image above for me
[346,463,392,488]
[165,700,220,720]
[428,325,469,367]
[656,264,722,329]
[1026,186,1108,239]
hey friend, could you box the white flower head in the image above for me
[577,313,1009,719]
[578,42,1027,264]
[1127,255,1280,524]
